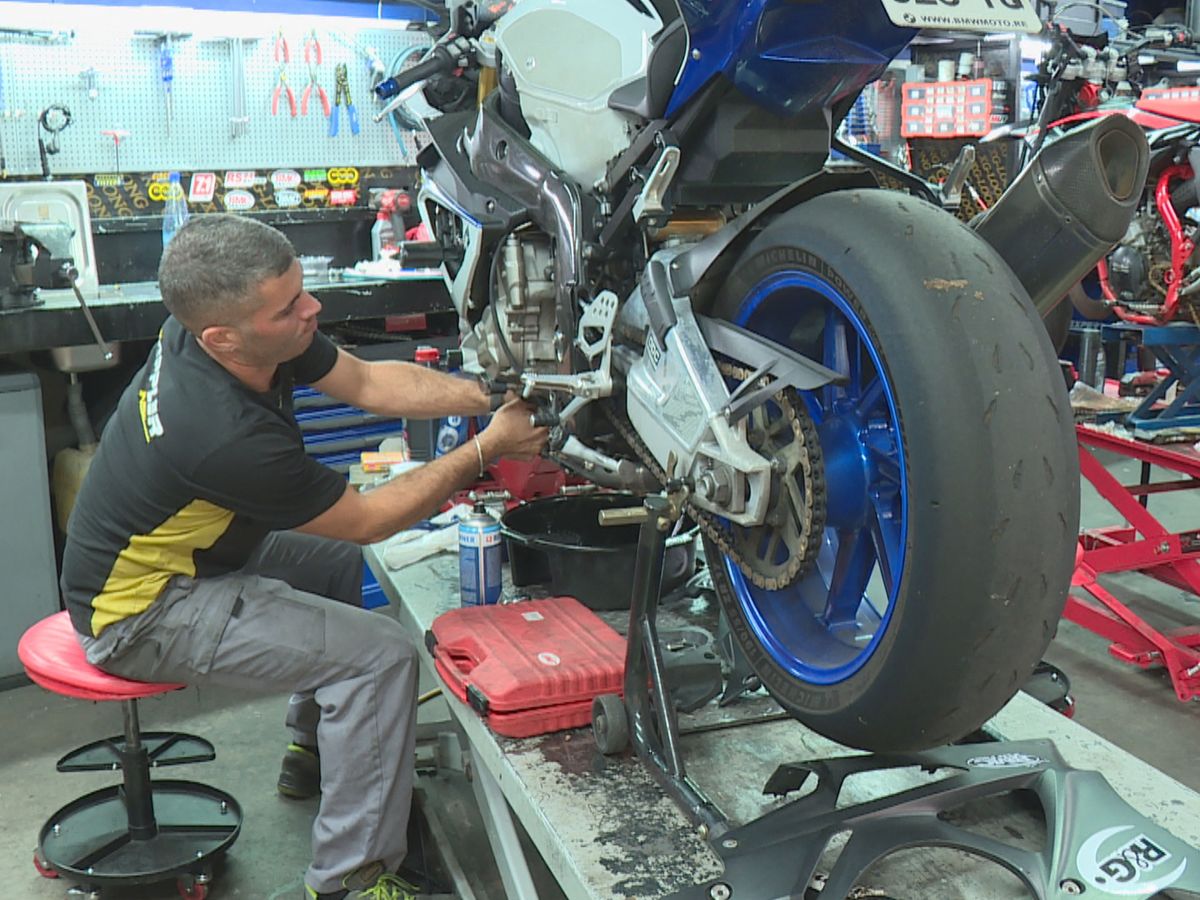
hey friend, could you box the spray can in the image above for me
[459,502,502,607]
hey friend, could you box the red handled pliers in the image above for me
[300,30,330,117]
[271,28,296,117]
[272,69,297,117]
[303,29,322,65]
[274,28,289,63]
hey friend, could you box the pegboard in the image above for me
[0,22,433,178]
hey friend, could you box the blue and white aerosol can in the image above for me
[459,502,502,607]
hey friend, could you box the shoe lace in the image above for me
[361,873,419,900]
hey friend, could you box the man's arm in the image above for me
[311,348,492,419]
[295,399,548,545]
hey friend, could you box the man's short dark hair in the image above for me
[158,214,296,333]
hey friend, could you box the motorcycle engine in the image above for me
[1106,212,1155,301]
[465,233,562,377]
[1107,243,1149,301]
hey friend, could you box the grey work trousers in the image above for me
[79,532,419,893]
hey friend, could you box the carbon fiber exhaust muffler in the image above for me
[972,115,1150,317]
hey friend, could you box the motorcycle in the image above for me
[380,0,1149,751]
[1016,18,1200,328]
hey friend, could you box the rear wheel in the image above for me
[706,190,1078,751]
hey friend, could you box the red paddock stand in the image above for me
[1071,424,1200,701]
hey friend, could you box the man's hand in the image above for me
[478,398,549,462]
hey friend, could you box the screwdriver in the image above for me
[159,35,173,138]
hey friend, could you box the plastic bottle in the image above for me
[161,172,190,249]
[371,191,398,261]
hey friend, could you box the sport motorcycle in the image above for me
[1009,18,1200,328]
[379,0,1150,751]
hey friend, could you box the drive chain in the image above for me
[603,362,825,590]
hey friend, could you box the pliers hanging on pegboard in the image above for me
[329,63,360,136]
[301,29,330,117]
[272,28,297,117]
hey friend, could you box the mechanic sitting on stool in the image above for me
[60,214,549,900]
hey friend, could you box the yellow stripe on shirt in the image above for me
[89,498,235,636]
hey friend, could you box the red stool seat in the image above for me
[18,611,183,701]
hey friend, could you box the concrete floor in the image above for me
[1,448,1197,899]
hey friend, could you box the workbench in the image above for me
[0,272,451,356]
[364,547,1200,900]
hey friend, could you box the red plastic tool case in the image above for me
[426,597,626,737]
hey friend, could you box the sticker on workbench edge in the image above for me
[537,652,561,667]
[224,171,258,189]
[1076,826,1186,895]
[224,190,256,211]
[190,173,217,203]
[330,189,358,207]
[275,190,302,208]
[271,169,302,189]
[965,752,1048,769]
[328,167,360,186]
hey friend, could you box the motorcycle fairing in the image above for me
[666,0,915,119]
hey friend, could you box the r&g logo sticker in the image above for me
[966,753,1047,769]
[1076,826,1186,895]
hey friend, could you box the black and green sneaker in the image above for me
[277,742,320,800]
[304,861,420,899]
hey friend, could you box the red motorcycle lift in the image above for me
[1071,424,1200,701]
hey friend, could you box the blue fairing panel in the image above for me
[668,0,915,118]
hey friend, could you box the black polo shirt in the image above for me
[62,316,347,637]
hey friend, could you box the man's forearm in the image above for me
[358,434,494,542]
[361,360,491,419]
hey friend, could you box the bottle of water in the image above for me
[161,172,190,249]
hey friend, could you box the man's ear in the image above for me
[198,324,242,356]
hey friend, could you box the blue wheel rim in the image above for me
[725,270,908,685]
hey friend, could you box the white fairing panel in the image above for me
[495,0,665,188]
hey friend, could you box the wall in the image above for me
[0,2,433,178]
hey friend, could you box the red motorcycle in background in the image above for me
[1021,19,1200,328]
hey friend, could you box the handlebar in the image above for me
[373,37,471,101]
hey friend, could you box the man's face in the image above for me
[236,259,322,367]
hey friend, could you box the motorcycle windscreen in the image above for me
[666,0,915,118]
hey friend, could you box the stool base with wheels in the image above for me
[18,611,242,899]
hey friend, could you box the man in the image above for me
[60,214,549,900]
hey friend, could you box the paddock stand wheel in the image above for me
[591,693,629,755]
[32,848,58,878]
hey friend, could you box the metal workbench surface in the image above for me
[0,273,451,356]
[365,547,1200,900]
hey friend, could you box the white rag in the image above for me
[380,503,475,570]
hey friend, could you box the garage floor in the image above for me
[1,448,1196,899]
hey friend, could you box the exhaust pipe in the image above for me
[972,115,1149,318]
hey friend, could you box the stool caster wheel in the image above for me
[177,868,212,900]
[32,849,58,878]
[592,693,629,755]
[66,887,101,900]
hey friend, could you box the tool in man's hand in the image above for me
[329,63,360,136]
[300,31,330,118]
[272,28,296,117]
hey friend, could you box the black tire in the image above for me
[706,189,1079,751]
